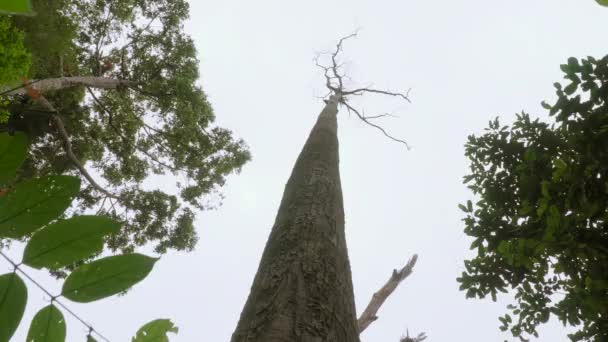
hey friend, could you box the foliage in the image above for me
[458,55,608,341]
[0,16,30,86]
[4,0,250,255]
[0,0,32,15]
[597,0,608,7]
[132,319,179,342]
[0,16,31,123]
[0,132,169,341]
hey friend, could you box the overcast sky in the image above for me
[7,0,608,341]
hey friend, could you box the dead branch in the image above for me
[357,254,418,333]
[315,32,411,149]
[29,94,120,199]
[400,330,428,342]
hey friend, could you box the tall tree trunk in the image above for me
[231,95,361,342]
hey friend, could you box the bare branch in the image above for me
[343,87,412,103]
[400,330,428,342]
[314,32,412,149]
[357,254,418,333]
[344,102,411,150]
[30,94,120,199]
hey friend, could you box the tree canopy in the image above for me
[2,0,250,255]
[459,55,608,341]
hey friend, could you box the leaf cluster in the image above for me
[0,132,175,341]
[458,55,608,341]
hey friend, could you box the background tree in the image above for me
[458,55,608,341]
[1,0,251,255]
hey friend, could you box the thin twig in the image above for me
[357,254,418,333]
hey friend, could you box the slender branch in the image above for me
[400,330,428,342]
[344,102,411,150]
[357,254,418,333]
[29,94,119,199]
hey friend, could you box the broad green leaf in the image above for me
[597,0,608,7]
[23,216,121,270]
[0,273,27,342]
[132,319,178,342]
[0,132,28,186]
[0,0,32,14]
[26,305,66,342]
[87,335,98,342]
[0,175,80,238]
[62,254,158,303]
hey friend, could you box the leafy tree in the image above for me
[459,55,608,341]
[2,0,250,255]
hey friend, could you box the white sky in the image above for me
[7,0,608,341]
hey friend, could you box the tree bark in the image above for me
[231,95,361,342]
[4,77,134,96]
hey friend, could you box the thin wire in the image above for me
[0,250,111,342]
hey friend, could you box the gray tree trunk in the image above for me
[231,95,361,342]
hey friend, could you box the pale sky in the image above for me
[6,0,608,341]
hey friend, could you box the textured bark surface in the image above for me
[231,97,361,342]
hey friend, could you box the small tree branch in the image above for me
[400,330,427,342]
[344,103,411,149]
[29,93,119,199]
[357,254,418,333]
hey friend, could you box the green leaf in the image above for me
[564,82,578,95]
[458,204,468,212]
[87,335,98,342]
[0,0,32,14]
[0,175,80,238]
[0,132,28,186]
[596,0,608,7]
[0,273,27,342]
[132,319,179,342]
[62,254,158,303]
[26,305,66,342]
[23,215,121,270]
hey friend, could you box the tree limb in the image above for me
[3,77,135,96]
[28,93,119,199]
[357,254,418,333]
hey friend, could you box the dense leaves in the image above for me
[62,253,157,302]
[0,273,27,342]
[132,319,179,342]
[0,175,80,238]
[26,305,66,342]
[6,0,250,253]
[459,55,608,341]
[0,17,30,86]
[23,215,120,269]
